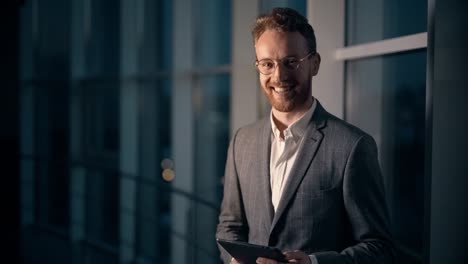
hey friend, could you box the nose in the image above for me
[272,62,290,82]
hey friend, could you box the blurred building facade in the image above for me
[13,0,467,264]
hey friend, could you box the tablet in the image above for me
[216,238,287,263]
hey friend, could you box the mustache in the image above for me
[269,80,298,87]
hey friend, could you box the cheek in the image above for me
[296,69,310,83]
[259,76,269,88]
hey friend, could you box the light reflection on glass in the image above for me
[162,168,175,182]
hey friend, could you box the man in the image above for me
[216,7,394,264]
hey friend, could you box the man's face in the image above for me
[255,30,320,113]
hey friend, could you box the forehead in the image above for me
[255,30,308,58]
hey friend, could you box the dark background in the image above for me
[1,1,21,263]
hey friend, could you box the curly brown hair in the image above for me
[252,7,317,53]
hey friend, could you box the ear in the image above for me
[311,53,321,76]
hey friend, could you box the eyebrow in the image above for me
[257,55,301,61]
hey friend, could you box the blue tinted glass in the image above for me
[136,78,172,261]
[346,50,426,259]
[194,0,232,66]
[86,0,120,76]
[346,0,427,45]
[86,170,119,246]
[259,0,307,17]
[35,0,70,78]
[139,0,172,72]
[83,82,119,155]
[193,74,231,264]
[159,0,173,70]
[35,82,70,230]
[194,74,230,204]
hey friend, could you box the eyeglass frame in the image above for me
[255,52,315,75]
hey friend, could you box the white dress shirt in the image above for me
[269,99,319,264]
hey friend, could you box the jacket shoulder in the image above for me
[321,111,375,148]
[233,117,269,143]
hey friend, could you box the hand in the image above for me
[283,250,312,264]
[255,257,282,264]
[230,257,242,264]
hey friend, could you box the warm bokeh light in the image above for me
[162,168,175,182]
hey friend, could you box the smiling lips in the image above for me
[271,85,295,95]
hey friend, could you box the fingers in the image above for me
[230,257,241,264]
[256,257,280,264]
[283,250,311,264]
[284,250,302,259]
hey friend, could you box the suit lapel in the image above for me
[270,103,327,231]
[258,118,274,227]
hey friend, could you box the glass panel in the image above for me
[35,83,70,230]
[135,180,172,263]
[83,246,118,264]
[134,1,173,261]
[158,0,173,70]
[138,0,173,72]
[82,81,119,158]
[193,73,230,264]
[86,0,120,77]
[86,170,119,246]
[136,182,158,260]
[169,194,221,264]
[137,79,171,181]
[36,160,70,229]
[346,0,427,45]
[259,0,307,17]
[191,201,222,263]
[193,0,231,67]
[34,0,70,79]
[346,50,426,263]
[194,74,230,204]
[136,78,172,262]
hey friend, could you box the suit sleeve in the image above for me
[216,129,249,264]
[314,134,396,264]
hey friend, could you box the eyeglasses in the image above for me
[255,52,314,75]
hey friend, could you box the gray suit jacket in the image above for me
[216,102,395,263]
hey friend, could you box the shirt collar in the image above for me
[270,98,317,141]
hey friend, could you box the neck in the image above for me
[272,97,314,134]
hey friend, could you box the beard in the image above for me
[262,79,311,112]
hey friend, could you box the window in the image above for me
[75,0,121,261]
[20,0,71,234]
[343,1,427,262]
[133,0,173,263]
[170,1,232,263]
[346,0,427,45]
[308,1,427,262]
[346,51,426,261]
